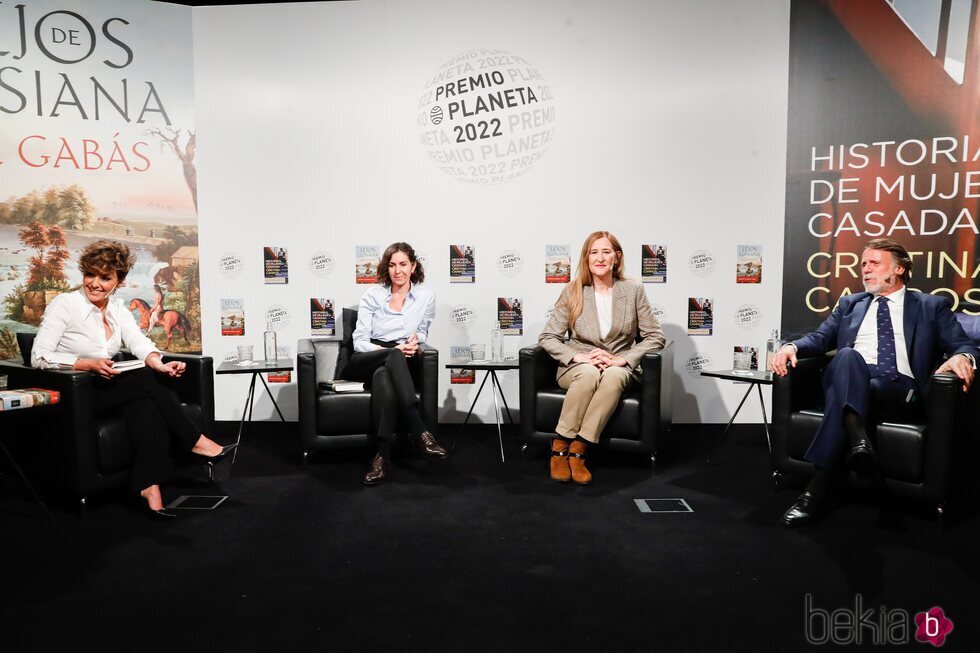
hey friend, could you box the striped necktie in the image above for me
[876,296,899,380]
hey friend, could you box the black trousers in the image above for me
[804,347,921,469]
[341,347,422,443]
[91,367,201,491]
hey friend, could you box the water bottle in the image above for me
[264,320,278,362]
[765,328,780,371]
[491,321,503,361]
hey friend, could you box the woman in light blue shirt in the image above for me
[342,242,447,485]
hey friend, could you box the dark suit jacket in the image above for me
[791,290,977,393]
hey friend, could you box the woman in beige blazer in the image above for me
[539,231,665,484]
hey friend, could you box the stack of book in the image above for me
[317,379,365,393]
[0,388,61,412]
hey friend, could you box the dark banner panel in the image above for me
[783,0,980,337]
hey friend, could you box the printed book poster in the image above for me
[310,298,335,336]
[733,345,759,370]
[264,247,288,284]
[545,245,571,283]
[498,297,523,335]
[267,345,291,383]
[450,245,475,284]
[687,297,713,336]
[220,299,245,336]
[355,246,379,284]
[642,245,667,283]
[449,345,475,384]
[736,245,762,284]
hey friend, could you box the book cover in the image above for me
[736,245,762,284]
[687,297,713,336]
[268,345,291,383]
[449,345,476,384]
[733,345,759,370]
[642,244,667,283]
[264,247,289,284]
[498,297,523,335]
[355,246,380,284]
[450,245,475,284]
[0,390,32,411]
[19,388,60,405]
[545,245,571,283]
[220,298,245,336]
[310,298,335,336]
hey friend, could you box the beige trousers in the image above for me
[555,364,632,443]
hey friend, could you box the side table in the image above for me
[700,368,773,464]
[446,360,518,462]
[216,358,294,461]
[0,397,59,514]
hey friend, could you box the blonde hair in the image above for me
[562,231,625,334]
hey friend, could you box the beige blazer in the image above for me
[539,279,665,381]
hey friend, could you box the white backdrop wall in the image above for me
[193,0,791,423]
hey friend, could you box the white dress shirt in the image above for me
[352,283,436,353]
[31,290,160,369]
[853,286,913,378]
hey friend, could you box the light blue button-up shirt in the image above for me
[352,283,436,353]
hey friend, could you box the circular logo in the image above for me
[688,250,716,277]
[265,304,291,329]
[685,353,712,378]
[417,49,556,185]
[497,250,524,276]
[219,252,243,279]
[734,304,762,330]
[651,303,667,323]
[309,251,335,277]
[450,303,476,330]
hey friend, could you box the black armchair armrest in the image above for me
[161,353,214,436]
[920,372,962,503]
[638,341,673,451]
[297,349,318,448]
[519,345,557,441]
[418,343,439,429]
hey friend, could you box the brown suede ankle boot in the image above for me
[550,438,571,482]
[568,439,592,485]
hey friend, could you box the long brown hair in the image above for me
[562,231,625,333]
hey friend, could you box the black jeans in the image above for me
[91,366,201,491]
[341,347,422,442]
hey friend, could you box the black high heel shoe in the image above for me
[191,443,238,463]
[149,507,177,519]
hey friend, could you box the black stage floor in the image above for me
[1,424,977,652]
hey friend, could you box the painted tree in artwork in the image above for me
[147,127,197,211]
[21,221,70,290]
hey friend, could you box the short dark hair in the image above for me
[864,238,912,283]
[78,240,135,283]
[377,242,424,287]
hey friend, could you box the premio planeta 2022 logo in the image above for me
[417,49,556,185]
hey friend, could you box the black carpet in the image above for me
[1,424,978,652]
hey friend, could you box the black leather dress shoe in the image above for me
[363,454,389,485]
[780,491,825,528]
[417,432,448,459]
[846,440,878,478]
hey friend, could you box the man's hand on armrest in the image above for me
[935,353,975,393]
[769,344,798,377]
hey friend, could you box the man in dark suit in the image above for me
[770,238,977,527]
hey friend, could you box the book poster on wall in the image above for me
[355,246,379,284]
[687,297,713,336]
[220,299,245,336]
[449,345,475,384]
[733,345,759,370]
[641,245,667,283]
[310,298,335,336]
[450,245,476,283]
[264,247,288,284]
[498,297,523,335]
[736,245,762,284]
[267,345,291,383]
[545,245,571,283]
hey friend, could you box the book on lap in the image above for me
[317,379,365,393]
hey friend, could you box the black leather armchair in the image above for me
[519,341,673,463]
[770,354,976,522]
[296,308,439,466]
[0,333,214,512]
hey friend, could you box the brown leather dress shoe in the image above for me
[780,491,825,527]
[417,432,448,459]
[363,454,389,485]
